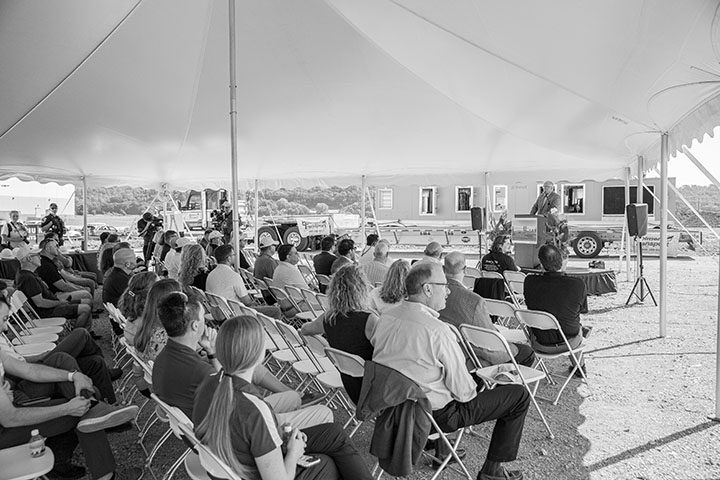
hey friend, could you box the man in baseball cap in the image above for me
[253,236,279,281]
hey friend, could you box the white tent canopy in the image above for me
[1,0,719,188]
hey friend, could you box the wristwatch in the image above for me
[67,370,77,382]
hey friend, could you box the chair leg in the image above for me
[428,429,472,480]
[527,384,554,439]
[162,448,191,480]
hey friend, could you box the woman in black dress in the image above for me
[300,264,377,404]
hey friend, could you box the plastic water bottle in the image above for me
[280,423,293,455]
[28,429,46,457]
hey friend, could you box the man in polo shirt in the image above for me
[152,290,331,428]
[361,240,390,286]
[371,262,530,480]
[14,247,93,329]
[313,236,336,276]
[524,244,591,375]
[36,236,93,306]
[253,237,279,281]
[271,244,308,289]
[102,248,136,308]
[206,245,281,319]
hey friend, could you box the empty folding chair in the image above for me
[267,286,302,326]
[297,263,319,291]
[459,324,553,438]
[465,266,482,278]
[503,271,527,307]
[514,309,589,405]
[225,298,256,318]
[300,288,324,316]
[485,298,523,330]
[0,442,55,480]
[284,285,318,323]
[255,313,309,380]
[0,334,54,363]
[273,321,330,392]
[10,291,68,330]
[203,292,232,324]
[315,293,329,312]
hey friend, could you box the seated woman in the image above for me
[135,278,183,362]
[300,265,377,404]
[178,243,210,290]
[195,316,372,480]
[368,259,410,314]
[118,271,158,345]
[481,235,520,274]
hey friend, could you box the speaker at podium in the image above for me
[512,214,549,269]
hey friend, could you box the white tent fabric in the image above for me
[0,0,719,188]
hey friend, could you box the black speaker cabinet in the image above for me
[470,207,486,231]
[626,203,648,237]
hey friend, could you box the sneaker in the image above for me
[581,326,593,338]
[77,402,138,433]
[48,463,86,479]
[300,391,328,406]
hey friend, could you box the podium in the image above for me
[512,214,548,269]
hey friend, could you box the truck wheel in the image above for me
[573,232,603,258]
[283,226,309,251]
[257,227,280,246]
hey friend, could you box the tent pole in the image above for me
[624,167,631,282]
[636,155,644,280]
[254,179,259,254]
[659,134,668,338]
[361,175,367,245]
[228,0,240,270]
[81,176,88,251]
[683,146,720,190]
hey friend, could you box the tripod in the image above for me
[625,236,657,306]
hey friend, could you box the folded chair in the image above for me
[514,309,589,405]
[459,324,553,438]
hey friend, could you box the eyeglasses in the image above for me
[423,282,448,287]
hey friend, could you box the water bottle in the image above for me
[280,423,292,455]
[28,429,46,457]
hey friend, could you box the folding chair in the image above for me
[273,321,333,393]
[459,324,553,438]
[204,292,232,324]
[284,285,318,322]
[0,335,54,362]
[297,263,319,291]
[0,442,55,480]
[267,286,302,327]
[315,293,329,312]
[300,288,324,316]
[485,298,522,329]
[465,266,481,278]
[177,421,244,480]
[462,275,476,289]
[323,347,366,436]
[514,309,589,405]
[316,274,331,293]
[503,271,526,307]
[8,301,64,337]
[225,299,257,318]
[9,291,68,330]
[149,395,196,480]
[255,313,309,380]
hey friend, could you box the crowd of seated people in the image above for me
[0,211,596,480]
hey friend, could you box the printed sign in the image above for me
[639,232,680,257]
[296,218,330,237]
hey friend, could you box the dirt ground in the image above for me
[85,248,720,480]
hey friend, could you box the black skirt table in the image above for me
[521,267,617,296]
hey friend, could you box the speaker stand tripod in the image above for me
[625,237,657,306]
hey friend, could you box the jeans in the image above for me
[298,423,372,480]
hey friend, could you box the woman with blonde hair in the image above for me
[117,271,158,344]
[134,278,182,362]
[368,259,410,314]
[194,316,371,480]
[300,265,377,404]
[177,243,210,290]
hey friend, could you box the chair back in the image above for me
[462,275,476,289]
[285,285,310,312]
[480,270,504,279]
[297,264,319,290]
[226,299,256,318]
[514,309,559,331]
[268,286,296,312]
[300,288,323,314]
[316,274,331,289]
[175,421,245,480]
[316,293,330,312]
[459,324,508,355]
[503,270,526,283]
[304,334,329,358]
[205,292,232,321]
[324,347,365,378]
[485,299,516,318]
[465,267,482,278]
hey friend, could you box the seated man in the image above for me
[312,235,336,276]
[102,249,137,308]
[152,290,331,428]
[439,252,535,367]
[330,238,355,274]
[361,240,390,286]
[206,245,281,319]
[0,294,138,480]
[271,244,309,289]
[36,237,93,307]
[14,247,92,330]
[253,237,279,281]
[371,262,530,480]
[417,241,443,265]
[524,244,591,375]
[358,233,379,265]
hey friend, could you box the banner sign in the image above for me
[640,232,680,257]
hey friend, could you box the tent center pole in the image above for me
[361,175,367,245]
[228,0,240,269]
[81,176,88,250]
[659,134,668,338]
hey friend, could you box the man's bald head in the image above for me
[443,251,467,277]
[424,241,443,259]
[113,248,136,271]
[373,241,389,260]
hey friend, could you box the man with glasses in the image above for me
[371,262,530,480]
[40,202,67,246]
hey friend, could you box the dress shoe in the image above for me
[477,467,523,480]
[431,447,466,469]
[89,330,102,340]
[109,367,123,381]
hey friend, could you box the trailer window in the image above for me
[493,185,508,212]
[562,184,585,214]
[420,187,436,215]
[602,186,655,215]
[378,188,393,210]
[455,186,473,212]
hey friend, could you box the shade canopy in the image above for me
[0,0,719,188]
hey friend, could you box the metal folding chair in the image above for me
[514,309,589,405]
[503,271,526,307]
[459,324,553,438]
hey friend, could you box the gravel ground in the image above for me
[83,251,720,480]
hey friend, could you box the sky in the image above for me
[663,126,720,186]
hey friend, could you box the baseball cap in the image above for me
[0,249,16,260]
[13,246,42,262]
[258,237,279,248]
[175,237,194,249]
[208,230,223,240]
[49,203,58,209]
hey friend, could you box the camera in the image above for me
[149,216,164,228]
